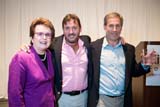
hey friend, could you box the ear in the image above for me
[80,27,82,32]
[31,39,34,44]
[104,25,106,30]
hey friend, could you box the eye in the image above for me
[64,27,70,30]
[37,32,44,36]
[45,33,51,37]
[116,25,121,29]
[109,24,114,28]
[72,27,77,31]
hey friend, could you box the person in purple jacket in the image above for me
[8,17,55,107]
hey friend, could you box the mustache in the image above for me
[68,33,76,36]
[111,32,119,34]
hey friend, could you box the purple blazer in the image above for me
[8,46,55,107]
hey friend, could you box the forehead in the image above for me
[35,24,51,32]
[107,17,121,25]
[64,19,79,27]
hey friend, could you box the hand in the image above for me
[141,49,157,65]
[20,44,31,53]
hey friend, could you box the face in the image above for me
[32,24,52,54]
[63,19,81,44]
[104,17,122,42]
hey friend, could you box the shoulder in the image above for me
[9,51,32,70]
[10,51,32,64]
[50,35,64,49]
[12,51,30,59]
[122,43,136,55]
[79,35,91,43]
[54,35,63,41]
[91,37,104,46]
[53,35,64,44]
[123,43,135,50]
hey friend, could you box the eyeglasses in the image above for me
[35,32,52,39]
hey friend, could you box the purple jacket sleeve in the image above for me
[8,53,26,107]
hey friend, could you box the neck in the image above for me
[39,52,46,61]
[67,42,79,53]
[107,39,120,47]
[33,45,46,55]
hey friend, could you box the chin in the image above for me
[41,46,49,50]
[70,40,78,44]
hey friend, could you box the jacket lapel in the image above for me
[92,38,104,90]
[53,36,63,80]
[122,44,131,91]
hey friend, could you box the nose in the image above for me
[43,34,47,39]
[69,28,73,34]
[113,26,117,31]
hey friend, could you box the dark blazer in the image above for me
[50,35,93,105]
[88,37,150,107]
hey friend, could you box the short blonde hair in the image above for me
[104,12,123,26]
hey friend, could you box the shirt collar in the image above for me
[62,36,84,47]
[102,37,122,48]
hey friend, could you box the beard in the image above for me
[65,33,79,44]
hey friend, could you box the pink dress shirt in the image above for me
[61,38,88,92]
